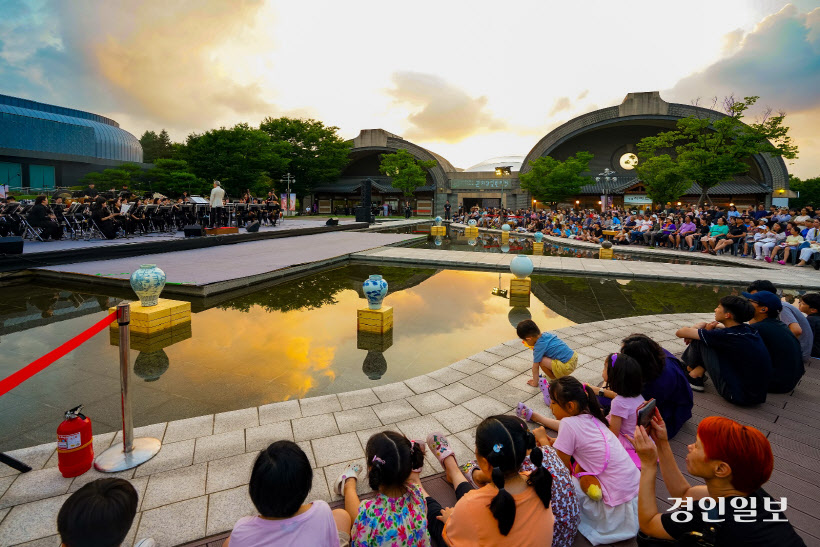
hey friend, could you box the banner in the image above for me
[288,193,296,212]
[280,194,287,211]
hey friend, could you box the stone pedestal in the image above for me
[109,322,192,352]
[532,242,544,255]
[109,299,191,335]
[509,278,531,307]
[357,329,394,352]
[599,248,614,259]
[464,226,479,237]
[430,226,446,236]
[501,231,509,243]
[357,306,393,334]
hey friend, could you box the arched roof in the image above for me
[520,92,788,191]
[464,156,524,172]
[0,94,142,163]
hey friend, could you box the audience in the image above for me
[634,415,806,546]
[799,293,820,358]
[744,291,805,393]
[676,295,772,404]
[747,280,814,364]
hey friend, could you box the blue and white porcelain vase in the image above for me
[534,231,544,242]
[510,254,534,278]
[435,216,442,226]
[468,219,477,227]
[434,236,443,246]
[363,274,389,310]
[501,223,511,232]
[130,264,166,307]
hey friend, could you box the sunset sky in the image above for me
[2,0,819,177]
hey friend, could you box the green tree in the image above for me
[378,149,436,197]
[519,151,594,204]
[789,175,820,209]
[633,155,691,206]
[79,163,144,192]
[258,117,352,200]
[636,96,798,206]
[139,129,174,163]
[140,159,208,197]
[183,123,289,197]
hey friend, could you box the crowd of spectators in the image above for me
[452,203,820,268]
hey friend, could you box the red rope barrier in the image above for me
[0,311,118,397]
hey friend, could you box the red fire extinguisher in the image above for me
[57,405,94,478]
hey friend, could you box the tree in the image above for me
[79,163,144,192]
[140,159,208,197]
[183,123,289,197]
[258,117,352,200]
[633,155,691,206]
[519,151,594,204]
[636,96,798,206]
[378,149,436,197]
[789,175,820,209]
[139,130,174,163]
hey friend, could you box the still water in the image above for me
[0,265,744,449]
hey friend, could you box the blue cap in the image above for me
[742,291,782,312]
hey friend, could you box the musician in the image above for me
[85,182,99,198]
[209,180,225,227]
[129,199,148,235]
[269,197,280,226]
[27,195,62,240]
[91,197,118,239]
[119,185,132,200]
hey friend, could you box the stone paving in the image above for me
[0,313,709,547]
[351,245,820,290]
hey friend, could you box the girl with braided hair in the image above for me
[423,415,555,546]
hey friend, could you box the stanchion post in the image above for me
[94,302,162,473]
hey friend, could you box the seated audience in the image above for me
[747,280,814,364]
[676,295,772,405]
[634,415,806,546]
[799,293,820,358]
[228,441,350,546]
[744,291,805,393]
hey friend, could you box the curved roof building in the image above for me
[463,156,524,173]
[0,94,143,191]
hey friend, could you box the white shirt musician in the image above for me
[209,181,226,227]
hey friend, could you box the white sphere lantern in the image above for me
[510,254,534,278]
[501,224,511,232]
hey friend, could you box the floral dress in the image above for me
[521,445,580,547]
[350,483,431,547]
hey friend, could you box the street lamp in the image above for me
[595,168,617,212]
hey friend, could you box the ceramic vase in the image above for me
[468,219,477,227]
[130,264,166,307]
[510,254,534,278]
[468,238,477,246]
[501,223,511,232]
[363,274,388,310]
[534,231,544,242]
[435,216,442,226]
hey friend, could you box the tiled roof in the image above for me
[579,175,769,196]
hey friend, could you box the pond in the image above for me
[0,265,747,449]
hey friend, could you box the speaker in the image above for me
[325,218,339,226]
[245,221,260,233]
[183,224,205,237]
[0,236,24,254]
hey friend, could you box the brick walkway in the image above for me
[1,312,816,546]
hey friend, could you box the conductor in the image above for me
[209,180,225,227]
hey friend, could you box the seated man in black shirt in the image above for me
[676,295,772,404]
[27,195,62,240]
[744,290,804,393]
[634,414,806,547]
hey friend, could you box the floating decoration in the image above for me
[468,219,477,227]
[362,274,389,310]
[510,254,534,278]
[435,216,442,226]
[501,223,511,232]
[130,264,166,307]
[534,232,544,243]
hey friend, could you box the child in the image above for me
[799,293,820,358]
[601,353,645,468]
[424,416,555,546]
[57,478,155,547]
[539,376,640,545]
[229,441,350,547]
[517,319,577,387]
[336,431,430,546]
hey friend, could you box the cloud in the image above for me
[548,96,571,116]
[577,90,589,100]
[386,71,506,142]
[668,5,820,112]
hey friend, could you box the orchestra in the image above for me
[0,184,285,243]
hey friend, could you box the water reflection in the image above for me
[0,268,750,449]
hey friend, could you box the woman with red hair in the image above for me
[632,415,805,546]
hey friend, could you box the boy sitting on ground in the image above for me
[517,319,577,387]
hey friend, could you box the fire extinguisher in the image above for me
[57,405,94,478]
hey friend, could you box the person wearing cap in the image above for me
[746,280,813,364]
[744,291,804,393]
[675,295,771,404]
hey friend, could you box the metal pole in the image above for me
[118,302,134,453]
[94,302,161,472]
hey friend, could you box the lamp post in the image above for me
[279,173,295,218]
[595,168,617,212]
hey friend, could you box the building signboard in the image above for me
[450,179,512,190]
[624,194,653,205]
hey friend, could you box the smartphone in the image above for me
[636,399,657,429]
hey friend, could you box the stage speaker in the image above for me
[246,221,261,233]
[325,218,339,226]
[183,224,205,237]
[0,236,24,254]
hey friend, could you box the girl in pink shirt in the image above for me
[548,376,640,545]
[601,353,646,468]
